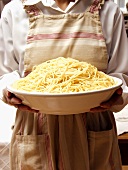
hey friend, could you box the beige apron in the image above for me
[10,0,122,169]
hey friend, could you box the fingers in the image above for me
[3,89,39,112]
[4,89,22,105]
[100,87,123,109]
[90,87,123,112]
[115,87,123,95]
[14,104,39,113]
[90,106,107,112]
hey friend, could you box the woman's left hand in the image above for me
[90,87,123,112]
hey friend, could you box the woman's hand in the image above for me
[90,87,123,112]
[3,88,39,112]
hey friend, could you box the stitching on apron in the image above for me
[24,5,41,16]
[89,0,104,13]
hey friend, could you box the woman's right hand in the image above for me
[3,88,39,112]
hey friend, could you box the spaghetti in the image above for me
[12,57,116,93]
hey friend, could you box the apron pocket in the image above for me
[88,127,117,170]
[15,134,51,170]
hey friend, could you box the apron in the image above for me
[10,0,122,169]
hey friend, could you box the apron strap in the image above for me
[88,0,105,13]
[23,4,41,17]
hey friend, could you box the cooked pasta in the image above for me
[12,57,116,93]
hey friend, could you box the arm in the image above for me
[105,6,128,81]
[0,4,39,112]
[106,5,128,112]
[0,8,21,99]
[91,2,128,112]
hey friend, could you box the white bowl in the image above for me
[7,76,122,115]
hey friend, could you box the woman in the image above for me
[0,0,128,169]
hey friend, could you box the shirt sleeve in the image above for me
[0,7,21,100]
[100,2,128,112]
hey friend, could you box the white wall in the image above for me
[114,0,128,8]
[0,100,16,142]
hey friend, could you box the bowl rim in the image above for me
[7,76,122,96]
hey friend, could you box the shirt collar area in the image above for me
[49,0,80,13]
[47,0,79,6]
[23,0,80,12]
[23,0,41,6]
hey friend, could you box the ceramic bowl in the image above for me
[7,76,122,115]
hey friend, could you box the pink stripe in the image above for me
[45,135,53,170]
[27,32,104,42]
